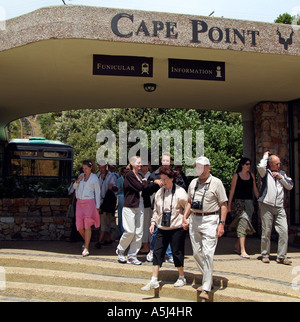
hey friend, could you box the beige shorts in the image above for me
[100,211,113,232]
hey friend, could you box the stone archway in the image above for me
[1,5,300,228]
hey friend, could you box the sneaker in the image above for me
[116,248,126,264]
[165,257,174,264]
[146,250,153,262]
[141,280,160,291]
[262,257,270,263]
[127,257,142,265]
[82,249,89,257]
[276,258,292,265]
[174,278,186,287]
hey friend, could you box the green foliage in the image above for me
[45,109,108,174]
[275,12,300,25]
[38,112,61,139]
[0,176,69,198]
[275,13,293,24]
[6,108,244,192]
[39,108,243,192]
[6,120,20,138]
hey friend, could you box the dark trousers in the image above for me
[153,228,186,267]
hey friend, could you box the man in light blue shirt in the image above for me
[96,161,118,247]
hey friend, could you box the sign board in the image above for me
[168,59,225,81]
[93,55,153,77]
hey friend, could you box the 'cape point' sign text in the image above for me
[111,13,260,47]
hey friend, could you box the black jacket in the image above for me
[139,171,160,208]
[123,170,148,208]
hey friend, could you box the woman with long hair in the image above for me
[73,160,100,257]
[228,157,259,258]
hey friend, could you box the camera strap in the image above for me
[192,179,211,206]
[162,183,176,213]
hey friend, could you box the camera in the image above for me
[161,211,171,227]
[191,200,203,210]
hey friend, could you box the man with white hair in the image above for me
[257,151,293,265]
[183,156,228,300]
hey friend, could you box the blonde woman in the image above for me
[73,160,100,257]
[116,156,148,265]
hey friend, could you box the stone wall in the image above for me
[254,102,290,172]
[0,198,72,240]
[253,102,291,215]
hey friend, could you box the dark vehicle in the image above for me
[1,137,73,197]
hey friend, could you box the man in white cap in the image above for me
[183,156,228,300]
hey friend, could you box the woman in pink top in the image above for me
[73,160,101,257]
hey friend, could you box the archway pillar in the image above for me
[253,102,289,171]
[241,109,255,164]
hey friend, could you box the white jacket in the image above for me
[73,173,101,209]
[257,155,293,208]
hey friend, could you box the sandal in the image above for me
[240,254,250,259]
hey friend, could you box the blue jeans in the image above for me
[150,225,172,259]
[117,195,124,236]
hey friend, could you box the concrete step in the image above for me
[1,250,300,302]
[0,295,48,302]
[4,266,196,301]
[3,265,299,303]
[3,281,191,302]
[0,254,154,280]
[3,266,299,302]
[206,286,300,302]
[0,253,298,298]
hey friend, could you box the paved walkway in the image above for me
[0,235,300,301]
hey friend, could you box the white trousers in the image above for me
[117,207,144,258]
[189,214,219,292]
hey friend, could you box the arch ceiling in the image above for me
[0,6,299,140]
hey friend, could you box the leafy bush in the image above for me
[40,108,243,193]
[0,176,69,198]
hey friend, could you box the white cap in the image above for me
[97,160,108,166]
[196,156,210,166]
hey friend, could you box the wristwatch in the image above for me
[219,221,226,225]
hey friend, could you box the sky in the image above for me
[1,0,300,23]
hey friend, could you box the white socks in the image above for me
[151,275,185,283]
[151,276,158,283]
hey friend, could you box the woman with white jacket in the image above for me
[73,160,101,257]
